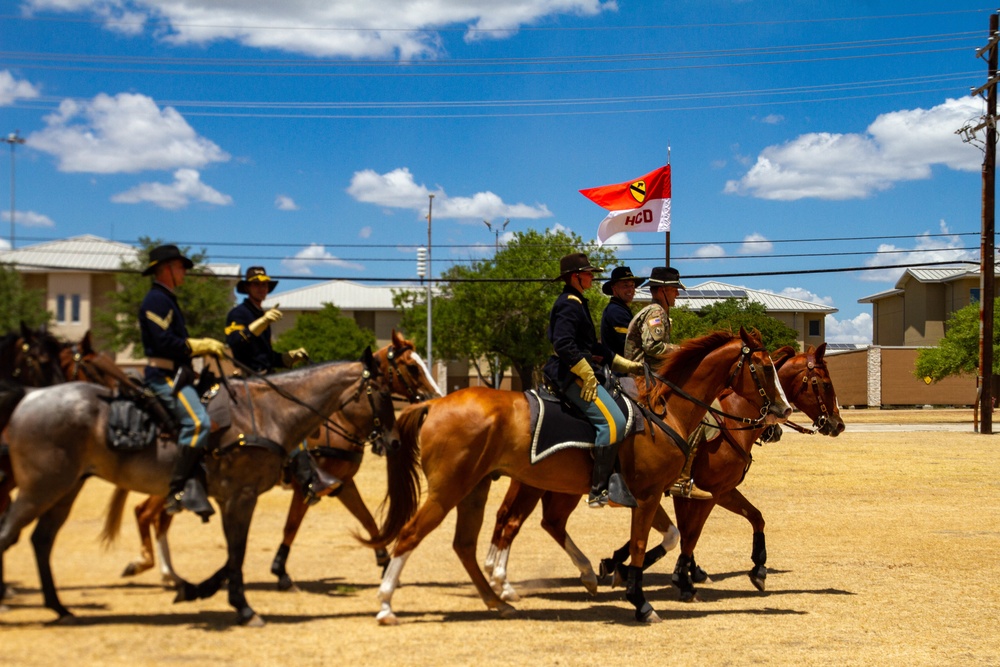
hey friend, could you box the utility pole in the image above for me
[665,144,671,266]
[969,13,999,434]
[1,130,25,249]
[483,218,509,389]
[426,194,434,373]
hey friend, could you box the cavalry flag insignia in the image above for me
[629,180,647,204]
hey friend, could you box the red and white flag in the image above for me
[579,164,671,246]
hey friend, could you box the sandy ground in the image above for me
[1,410,998,666]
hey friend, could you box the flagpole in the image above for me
[665,145,671,265]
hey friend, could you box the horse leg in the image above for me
[714,487,767,590]
[152,505,181,588]
[451,476,515,618]
[485,479,523,574]
[488,483,544,601]
[121,495,161,579]
[29,479,86,623]
[671,496,718,601]
[221,489,261,626]
[271,483,310,591]
[601,503,679,587]
[335,480,390,573]
[625,496,662,623]
[539,492,597,595]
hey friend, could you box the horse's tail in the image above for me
[360,400,431,549]
[100,486,130,548]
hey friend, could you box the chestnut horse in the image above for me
[0,349,405,626]
[368,328,791,624]
[114,331,442,590]
[484,344,843,603]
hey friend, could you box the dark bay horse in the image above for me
[369,328,790,624]
[0,350,404,626]
[114,331,442,590]
[485,344,843,603]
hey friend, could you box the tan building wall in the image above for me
[826,347,977,408]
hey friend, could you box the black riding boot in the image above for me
[589,444,637,509]
[290,447,342,505]
[164,446,214,521]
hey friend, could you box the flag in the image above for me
[579,164,671,246]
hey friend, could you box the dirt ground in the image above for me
[2,409,998,666]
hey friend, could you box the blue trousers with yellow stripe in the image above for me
[148,376,210,449]
[564,381,627,448]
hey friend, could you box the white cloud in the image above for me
[111,169,233,209]
[739,233,772,254]
[774,286,834,307]
[825,312,872,345]
[347,167,551,221]
[0,238,8,250]
[275,195,298,211]
[1,210,55,227]
[600,231,631,252]
[726,97,984,201]
[861,219,973,282]
[694,244,725,258]
[760,114,784,125]
[358,225,373,239]
[282,244,364,275]
[25,1,615,59]
[28,93,229,174]
[0,70,40,106]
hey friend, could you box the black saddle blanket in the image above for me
[524,388,641,464]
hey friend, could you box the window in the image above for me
[55,294,66,323]
[808,319,820,337]
[55,294,82,323]
[971,288,981,303]
[71,294,81,323]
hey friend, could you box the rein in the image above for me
[779,355,833,435]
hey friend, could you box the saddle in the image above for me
[525,375,642,465]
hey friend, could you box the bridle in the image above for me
[11,336,65,387]
[780,354,838,435]
[381,343,428,403]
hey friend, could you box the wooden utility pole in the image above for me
[975,13,998,434]
[665,145,671,265]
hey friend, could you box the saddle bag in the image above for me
[106,397,160,452]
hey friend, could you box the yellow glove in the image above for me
[569,358,599,403]
[611,356,644,375]
[188,338,226,358]
[282,348,309,366]
[248,307,283,336]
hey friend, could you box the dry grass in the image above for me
[2,421,999,666]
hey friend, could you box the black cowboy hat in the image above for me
[555,252,604,280]
[646,266,686,290]
[142,244,194,276]
[236,266,279,294]
[601,265,646,295]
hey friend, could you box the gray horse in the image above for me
[0,349,410,626]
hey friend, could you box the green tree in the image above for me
[0,262,51,332]
[670,298,800,352]
[915,298,1000,381]
[93,237,234,357]
[393,228,617,389]
[273,302,376,362]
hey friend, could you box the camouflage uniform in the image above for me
[624,302,673,365]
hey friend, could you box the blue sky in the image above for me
[0,1,994,343]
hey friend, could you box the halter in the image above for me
[651,342,775,428]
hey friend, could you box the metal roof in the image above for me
[263,279,412,311]
[0,234,238,277]
[637,280,836,314]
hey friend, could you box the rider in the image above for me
[223,266,339,505]
[600,265,644,358]
[624,266,713,500]
[544,252,643,509]
[140,244,226,519]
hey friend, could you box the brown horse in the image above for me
[484,344,843,603]
[114,331,442,590]
[0,349,404,626]
[368,328,791,624]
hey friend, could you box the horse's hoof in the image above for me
[639,609,662,624]
[173,581,197,603]
[161,575,180,589]
[678,590,700,603]
[243,614,266,628]
[581,571,599,596]
[375,548,391,569]
[0,603,9,613]
[121,563,140,577]
[276,575,295,592]
[50,613,77,626]
[611,570,624,589]
[690,565,711,584]
[376,609,399,626]
[749,565,767,591]
[499,582,520,602]
[497,602,517,619]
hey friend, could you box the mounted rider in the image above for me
[139,244,225,519]
[600,265,644,359]
[624,266,713,500]
[543,252,643,509]
[224,266,339,505]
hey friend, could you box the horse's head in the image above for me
[376,329,442,403]
[725,327,792,426]
[10,323,66,387]
[359,346,401,456]
[776,342,845,436]
[59,330,120,390]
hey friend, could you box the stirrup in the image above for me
[587,489,609,509]
[163,492,184,516]
[669,479,713,500]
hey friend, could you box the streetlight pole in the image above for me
[426,194,434,373]
[2,130,25,249]
[483,218,509,388]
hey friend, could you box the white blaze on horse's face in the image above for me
[771,359,791,409]
[409,352,443,398]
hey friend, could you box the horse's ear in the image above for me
[392,329,403,347]
[739,326,754,347]
[360,345,375,369]
[815,342,827,363]
[82,330,95,355]
[20,321,31,339]
[771,345,795,367]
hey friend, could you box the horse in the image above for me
[483,343,844,603]
[114,331,442,590]
[0,323,66,388]
[367,327,791,624]
[0,348,404,626]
